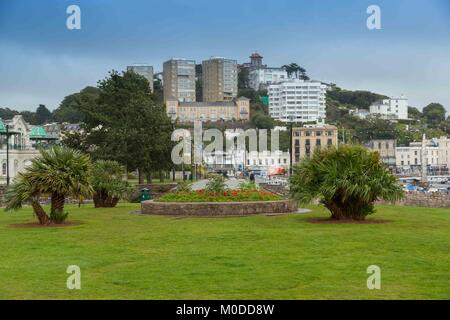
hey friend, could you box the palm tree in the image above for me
[91,160,131,208]
[4,147,93,224]
[289,145,403,220]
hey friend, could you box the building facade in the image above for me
[202,57,238,102]
[127,64,154,92]
[249,67,288,91]
[396,136,450,168]
[291,124,338,164]
[268,79,327,123]
[366,139,397,166]
[166,97,250,123]
[246,150,290,173]
[163,58,196,103]
[0,115,56,184]
[369,97,408,120]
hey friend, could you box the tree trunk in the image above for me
[146,172,152,184]
[138,168,145,184]
[93,190,119,208]
[31,200,50,225]
[159,170,164,182]
[51,193,65,215]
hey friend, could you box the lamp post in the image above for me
[1,124,20,186]
[168,111,177,182]
[288,115,295,176]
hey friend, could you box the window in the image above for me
[316,139,321,146]
[327,139,332,146]
[2,162,6,175]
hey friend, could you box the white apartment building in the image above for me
[249,67,288,91]
[396,136,450,168]
[268,79,327,123]
[369,96,408,120]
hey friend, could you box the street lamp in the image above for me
[168,110,177,182]
[0,123,20,186]
[288,115,295,176]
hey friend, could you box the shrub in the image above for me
[91,160,132,208]
[205,175,227,194]
[239,181,257,191]
[290,145,404,220]
[177,181,192,192]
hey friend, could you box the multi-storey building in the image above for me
[369,96,408,120]
[291,124,338,164]
[249,67,288,91]
[127,64,154,92]
[163,58,196,103]
[246,150,290,173]
[166,97,250,123]
[269,79,327,123]
[366,139,397,167]
[202,57,238,102]
[396,136,450,168]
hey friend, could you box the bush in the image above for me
[177,181,192,192]
[239,181,257,191]
[91,160,132,208]
[205,175,227,194]
[290,145,404,220]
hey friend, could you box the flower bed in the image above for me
[155,189,283,202]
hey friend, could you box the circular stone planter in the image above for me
[141,199,298,217]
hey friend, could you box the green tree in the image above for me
[35,104,52,124]
[290,145,403,220]
[74,70,173,184]
[408,106,423,120]
[4,147,93,224]
[53,86,100,123]
[423,103,446,128]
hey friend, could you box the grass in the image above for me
[0,203,449,299]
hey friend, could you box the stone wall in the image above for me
[141,199,298,216]
[378,192,450,208]
[0,185,7,206]
[259,183,289,197]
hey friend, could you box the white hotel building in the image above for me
[396,136,450,169]
[248,67,288,91]
[268,79,327,123]
[369,97,408,120]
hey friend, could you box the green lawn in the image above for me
[0,203,449,299]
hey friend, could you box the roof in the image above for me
[250,52,263,59]
[179,101,236,107]
[29,126,48,139]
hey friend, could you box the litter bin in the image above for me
[140,188,151,202]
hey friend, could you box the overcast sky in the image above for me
[0,0,449,114]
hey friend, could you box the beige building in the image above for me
[166,97,250,123]
[163,58,196,103]
[366,139,396,166]
[127,64,154,92]
[292,124,338,164]
[202,57,238,102]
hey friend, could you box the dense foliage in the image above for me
[91,160,132,207]
[290,145,404,220]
